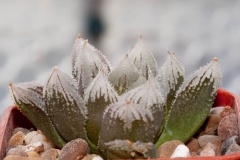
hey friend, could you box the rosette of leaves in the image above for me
[10,34,222,159]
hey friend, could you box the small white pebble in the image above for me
[25,130,55,151]
[22,142,44,153]
[92,156,103,160]
[170,144,190,158]
[24,131,38,144]
[209,107,225,116]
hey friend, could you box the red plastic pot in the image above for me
[0,88,240,160]
[0,105,35,159]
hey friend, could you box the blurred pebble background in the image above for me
[1,0,240,117]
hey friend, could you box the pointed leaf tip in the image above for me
[167,50,175,55]
[101,67,105,73]
[72,37,111,96]
[126,100,131,104]
[85,69,118,104]
[129,35,158,78]
[167,50,171,54]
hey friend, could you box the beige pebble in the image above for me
[16,145,24,149]
[6,147,28,157]
[8,131,25,148]
[41,148,60,160]
[27,151,41,157]
[198,135,222,155]
[22,142,44,153]
[59,138,89,160]
[200,142,215,157]
[198,135,221,148]
[3,155,43,160]
[157,140,183,158]
[25,131,55,151]
[24,131,38,144]
[202,114,221,135]
[12,127,30,135]
[186,138,200,154]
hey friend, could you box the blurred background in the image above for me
[1,0,240,117]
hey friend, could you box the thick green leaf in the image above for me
[71,36,111,96]
[10,82,66,149]
[43,67,99,152]
[128,35,158,78]
[84,69,118,146]
[123,72,165,142]
[127,74,147,92]
[108,54,140,95]
[156,58,222,148]
[99,101,156,158]
[158,51,185,123]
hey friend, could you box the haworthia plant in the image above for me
[10,34,222,159]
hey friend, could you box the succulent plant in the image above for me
[9,34,222,159]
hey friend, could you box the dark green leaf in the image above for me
[44,67,88,142]
[71,38,111,96]
[158,51,185,123]
[108,54,140,95]
[99,101,156,157]
[156,58,222,148]
[10,82,66,148]
[84,69,118,145]
[123,72,165,142]
[129,35,158,78]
